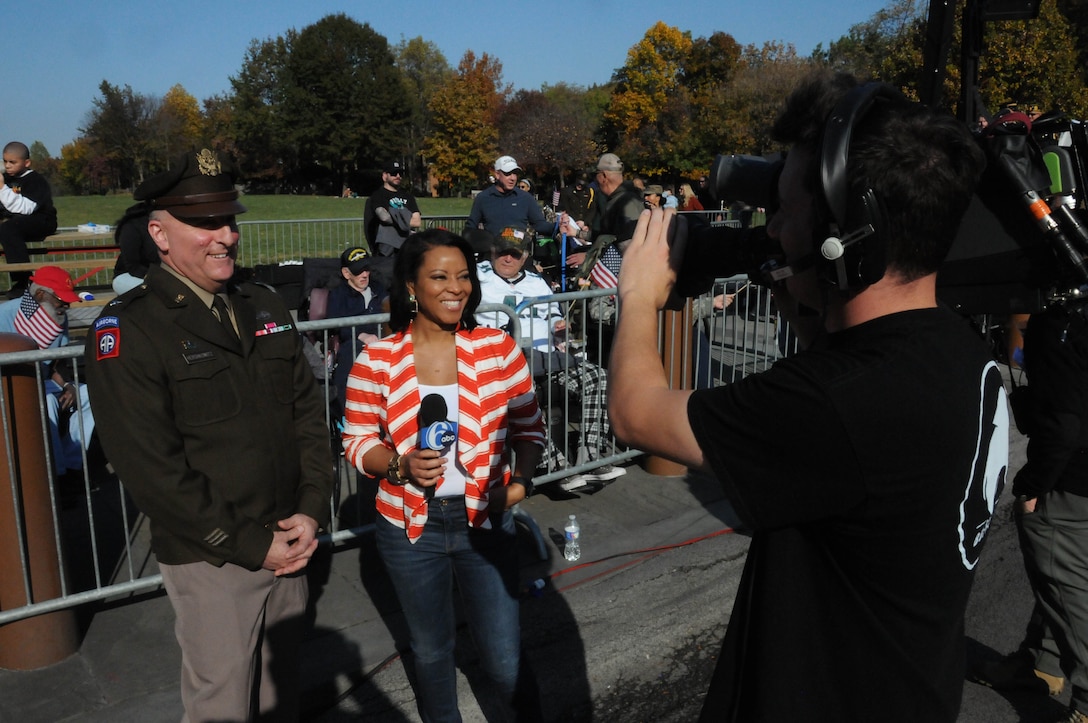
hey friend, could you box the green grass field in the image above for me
[55,194,474,228]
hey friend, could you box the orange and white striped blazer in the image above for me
[342,324,545,542]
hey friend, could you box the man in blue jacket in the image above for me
[466,155,554,243]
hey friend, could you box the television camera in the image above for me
[680,0,1088,318]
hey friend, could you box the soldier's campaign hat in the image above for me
[134,148,247,220]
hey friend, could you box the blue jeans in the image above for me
[376,497,521,722]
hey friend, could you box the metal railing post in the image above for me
[0,333,78,669]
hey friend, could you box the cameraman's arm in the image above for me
[609,208,706,471]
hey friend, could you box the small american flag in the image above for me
[589,245,623,289]
[552,185,561,207]
[13,293,63,350]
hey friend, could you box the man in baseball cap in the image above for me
[466,155,553,239]
[494,155,522,174]
[597,153,624,173]
[0,263,91,476]
[0,264,81,348]
[340,246,373,275]
[30,264,81,304]
[364,160,421,256]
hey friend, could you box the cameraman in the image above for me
[608,71,1005,721]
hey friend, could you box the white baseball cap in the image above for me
[494,155,522,173]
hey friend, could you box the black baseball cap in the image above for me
[340,246,372,274]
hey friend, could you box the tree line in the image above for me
[28,0,1088,199]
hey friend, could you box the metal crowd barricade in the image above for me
[0,285,790,627]
[228,216,472,268]
[55,212,752,273]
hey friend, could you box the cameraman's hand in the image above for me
[619,208,684,311]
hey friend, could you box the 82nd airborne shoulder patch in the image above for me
[94,316,121,361]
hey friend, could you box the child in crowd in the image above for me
[1,141,59,298]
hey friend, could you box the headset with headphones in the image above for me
[815,82,905,291]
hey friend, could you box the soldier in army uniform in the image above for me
[84,149,333,722]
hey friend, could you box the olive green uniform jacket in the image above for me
[85,266,333,570]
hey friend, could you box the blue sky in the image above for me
[8,0,894,157]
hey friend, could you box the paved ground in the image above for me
[0,409,1076,722]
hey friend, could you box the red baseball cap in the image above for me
[29,266,80,304]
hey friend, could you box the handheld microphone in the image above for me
[418,394,458,498]
[419,394,458,452]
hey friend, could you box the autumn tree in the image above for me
[678,31,744,166]
[284,14,408,191]
[202,93,239,159]
[822,0,1088,118]
[395,36,453,193]
[21,141,62,195]
[603,22,693,174]
[498,84,599,189]
[81,81,159,189]
[228,33,296,184]
[977,0,1088,117]
[57,137,111,195]
[714,43,814,156]
[155,84,207,169]
[819,0,926,82]
[1056,0,1088,86]
[424,50,508,195]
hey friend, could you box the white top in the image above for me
[417,383,468,498]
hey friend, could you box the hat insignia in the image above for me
[196,149,222,177]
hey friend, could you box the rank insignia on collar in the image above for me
[174,293,186,303]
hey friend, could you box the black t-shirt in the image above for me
[363,186,420,245]
[689,307,1008,722]
[1014,304,1088,498]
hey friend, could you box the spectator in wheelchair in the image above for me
[475,230,625,491]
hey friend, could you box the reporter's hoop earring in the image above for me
[409,294,418,316]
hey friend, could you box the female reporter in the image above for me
[342,228,544,721]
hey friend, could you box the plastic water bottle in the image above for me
[564,514,581,561]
